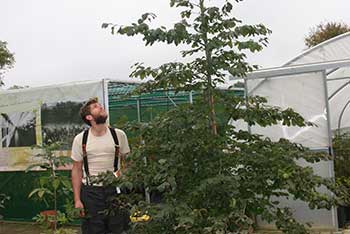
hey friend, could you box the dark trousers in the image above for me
[80,185,130,234]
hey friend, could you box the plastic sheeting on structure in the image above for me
[236,33,350,230]
[0,80,105,171]
[285,32,350,132]
[240,68,338,230]
[285,32,350,66]
[246,71,329,150]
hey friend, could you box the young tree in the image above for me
[100,1,347,233]
[0,41,15,86]
[305,21,350,48]
[103,0,270,135]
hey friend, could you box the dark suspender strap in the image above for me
[82,129,91,185]
[109,127,120,172]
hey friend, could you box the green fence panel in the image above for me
[0,171,70,222]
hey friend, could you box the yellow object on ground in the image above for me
[130,211,151,223]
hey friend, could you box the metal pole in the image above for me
[327,76,350,82]
[102,79,110,125]
[244,78,251,134]
[166,94,177,107]
[189,91,193,104]
[35,103,43,146]
[0,127,2,149]
[136,98,141,123]
[136,97,151,203]
[328,81,350,101]
[337,100,350,134]
[322,70,338,230]
[323,70,334,156]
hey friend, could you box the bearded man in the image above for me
[71,98,130,234]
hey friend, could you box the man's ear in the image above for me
[86,115,93,122]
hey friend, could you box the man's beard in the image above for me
[94,115,108,124]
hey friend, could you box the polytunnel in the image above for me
[233,32,350,231]
[285,31,350,134]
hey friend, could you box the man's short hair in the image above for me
[80,97,98,126]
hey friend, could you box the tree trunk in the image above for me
[200,0,218,135]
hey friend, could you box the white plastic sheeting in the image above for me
[0,80,105,171]
[0,80,105,107]
[285,32,350,66]
[285,32,350,131]
[240,33,350,230]
[247,71,329,150]
[242,69,338,230]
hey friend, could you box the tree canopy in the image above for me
[0,41,15,86]
[304,21,350,48]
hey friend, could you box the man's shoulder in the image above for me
[113,128,126,135]
[73,129,88,143]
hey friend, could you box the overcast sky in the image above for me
[1,0,350,88]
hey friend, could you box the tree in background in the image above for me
[100,1,349,233]
[0,41,15,86]
[304,21,350,48]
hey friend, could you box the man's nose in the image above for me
[99,104,105,110]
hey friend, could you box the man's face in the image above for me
[87,102,108,125]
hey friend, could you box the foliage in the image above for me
[33,210,70,228]
[233,81,244,88]
[304,21,350,48]
[333,133,350,178]
[26,142,73,231]
[95,97,347,234]
[0,40,15,86]
[333,133,350,206]
[100,0,348,233]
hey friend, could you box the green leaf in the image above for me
[28,188,41,198]
[53,178,60,190]
[158,159,167,164]
[38,190,45,198]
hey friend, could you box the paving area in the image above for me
[0,222,81,234]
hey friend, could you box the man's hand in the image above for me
[75,200,85,217]
[72,160,84,216]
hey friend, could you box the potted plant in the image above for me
[26,142,73,231]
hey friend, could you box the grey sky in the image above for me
[1,0,350,88]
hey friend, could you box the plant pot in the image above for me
[40,210,57,229]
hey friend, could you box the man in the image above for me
[71,98,130,234]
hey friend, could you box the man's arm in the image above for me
[71,160,84,209]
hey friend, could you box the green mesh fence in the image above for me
[107,81,244,125]
[108,82,197,124]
